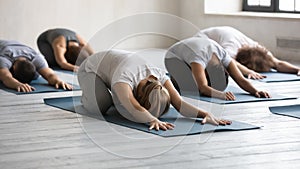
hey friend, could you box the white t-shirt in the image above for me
[198,26,258,58]
[83,49,169,90]
[166,36,232,68]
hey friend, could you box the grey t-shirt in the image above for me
[0,40,48,77]
[166,36,232,68]
[84,49,169,90]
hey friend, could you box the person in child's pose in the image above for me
[0,39,73,92]
[199,26,300,79]
[165,35,270,100]
[78,49,231,131]
[37,28,94,71]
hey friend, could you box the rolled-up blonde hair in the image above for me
[136,80,171,117]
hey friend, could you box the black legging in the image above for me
[37,31,57,67]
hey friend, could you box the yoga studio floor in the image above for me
[1,63,300,169]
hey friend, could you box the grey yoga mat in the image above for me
[0,77,80,94]
[259,72,300,83]
[44,96,260,137]
[269,104,300,119]
[182,85,297,104]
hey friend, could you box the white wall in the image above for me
[0,0,179,50]
[1,0,300,61]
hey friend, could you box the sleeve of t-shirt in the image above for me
[32,53,48,71]
[220,49,233,68]
[184,50,209,69]
[0,56,12,69]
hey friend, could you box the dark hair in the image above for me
[64,45,82,65]
[12,59,36,83]
[236,46,274,72]
[65,45,90,65]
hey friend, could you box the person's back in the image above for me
[0,39,47,80]
[199,26,258,58]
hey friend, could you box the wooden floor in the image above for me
[1,67,300,169]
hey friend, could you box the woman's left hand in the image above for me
[255,91,271,98]
[54,80,73,90]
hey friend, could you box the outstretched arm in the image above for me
[38,67,73,90]
[163,79,231,125]
[227,60,270,98]
[0,68,35,92]
[52,36,77,71]
[190,62,235,100]
[270,53,300,75]
[113,82,174,131]
[235,61,266,79]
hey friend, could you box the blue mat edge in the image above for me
[43,96,261,137]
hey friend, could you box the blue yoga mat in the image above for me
[181,85,296,104]
[53,67,77,75]
[44,96,260,137]
[269,104,300,119]
[259,72,300,83]
[0,77,80,95]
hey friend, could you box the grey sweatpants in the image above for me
[77,60,113,115]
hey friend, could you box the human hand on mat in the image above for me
[224,91,236,100]
[149,118,175,131]
[297,69,300,76]
[201,113,232,126]
[54,80,73,90]
[17,83,35,92]
[255,91,271,98]
[247,71,266,80]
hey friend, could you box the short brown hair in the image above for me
[236,46,274,72]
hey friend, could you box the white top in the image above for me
[83,49,169,90]
[166,36,232,68]
[198,26,258,58]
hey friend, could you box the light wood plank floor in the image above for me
[1,68,300,169]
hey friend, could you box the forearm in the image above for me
[113,83,157,123]
[2,77,23,90]
[59,62,76,71]
[199,85,226,99]
[236,79,257,95]
[179,101,207,118]
[236,61,252,76]
[275,61,300,74]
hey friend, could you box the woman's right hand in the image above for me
[149,118,175,131]
[202,112,232,126]
[223,91,236,100]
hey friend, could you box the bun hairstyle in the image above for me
[137,80,171,117]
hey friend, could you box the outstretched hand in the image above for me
[247,71,266,80]
[255,91,271,98]
[201,112,232,126]
[17,83,35,92]
[297,69,300,76]
[54,80,73,90]
[224,91,236,100]
[149,118,175,131]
